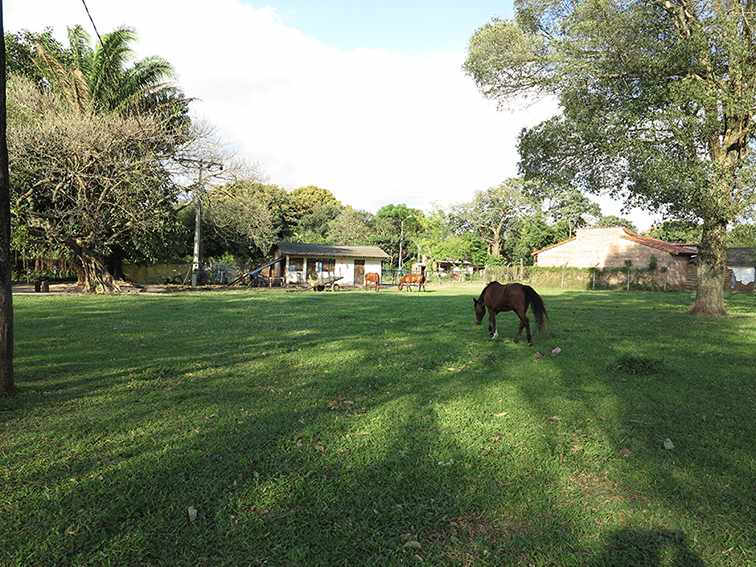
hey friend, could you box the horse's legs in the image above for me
[523,315,532,345]
[514,307,532,344]
[488,308,498,339]
[515,319,525,342]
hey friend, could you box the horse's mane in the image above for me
[478,281,495,301]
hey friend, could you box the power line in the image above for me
[80,0,103,46]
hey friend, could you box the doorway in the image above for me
[354,259,365,286]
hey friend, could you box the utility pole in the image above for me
[179,159,222,289]
[191,164,204,289]
[0,0,15,394]
[398,217,405,274]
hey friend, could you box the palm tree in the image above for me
[35,25,188,120]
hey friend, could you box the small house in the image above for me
[532,227,698,288]
[271,243,390,286]
[726,248,756,291]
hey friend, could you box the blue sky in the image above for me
[245,0,513,51]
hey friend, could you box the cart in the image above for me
[311,275,344,292]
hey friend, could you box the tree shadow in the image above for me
[589,528,704,567]
[4,289,755,564]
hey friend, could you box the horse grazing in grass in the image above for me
[365,272,380,291]
[473,281,547,345]
[398,265,426,291]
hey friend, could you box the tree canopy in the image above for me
[450,179,532,258]
[9,76,182,292]
[465,0,756,314]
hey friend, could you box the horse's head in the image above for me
[473,297,485,324]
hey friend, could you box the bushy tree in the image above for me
[289,186,342,242]
[4,28,68,82]
[595,215,637,232]
[203,183,276,261]
[373,204,425,266]
[326,207,375,245]
[465,0,756,315]
[9,77,183,292]
[418,210,488,266]
[505,212,563,264]
[450,178,532,257]
[727,223,756,248]
[647,220,703,244]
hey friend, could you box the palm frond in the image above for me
[90,27,137,111]
[66,25,94,79]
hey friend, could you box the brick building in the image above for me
[532,227,697,288]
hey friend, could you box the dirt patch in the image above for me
[424,512,532,566]
[568,470,647,508]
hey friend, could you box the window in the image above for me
[307,258,335,280]
[288,257,304,272]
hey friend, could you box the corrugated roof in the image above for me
[276,243,390,259]
[727,247,756,266]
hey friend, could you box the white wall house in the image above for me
[271,244,389,286]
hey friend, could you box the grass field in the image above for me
[2,286,755,566]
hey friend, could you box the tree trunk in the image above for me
[491,229,501,257]
[0,10,14,395]
[690,219,727,316]
[75,251,120,294]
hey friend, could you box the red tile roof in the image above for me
[531,227,697,256]
[621,229,697,255]
[531,236,576,256]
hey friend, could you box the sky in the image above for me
[6,0,657,229]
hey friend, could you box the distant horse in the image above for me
[473,281,547,345]
[365,272,381,291]
[398,265,426,291]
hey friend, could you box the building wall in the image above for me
[334,257,355,285]
[535,227,690,288]
[365,259,382,279]
[280,255,383,286]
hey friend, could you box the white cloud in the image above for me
[6,0,659,229]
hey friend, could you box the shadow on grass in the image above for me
[2,289,752,564]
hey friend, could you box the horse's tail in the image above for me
[523,285,548,333]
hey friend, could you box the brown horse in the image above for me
[473,281,547,345]
[398,265,426,291]
[364,272,380,291]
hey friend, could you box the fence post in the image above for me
[560,266,565,289]
[591,270,596,290]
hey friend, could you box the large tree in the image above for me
[326,206,375,245]
[451,179,532,258]
[289,186,342,242]
[203,182,276,261]
[373,204,425,266]
[465,0,756,315]
[9,77,182,293]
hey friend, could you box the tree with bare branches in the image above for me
[9,77,183,293]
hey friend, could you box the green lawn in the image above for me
[2,287,755,566]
